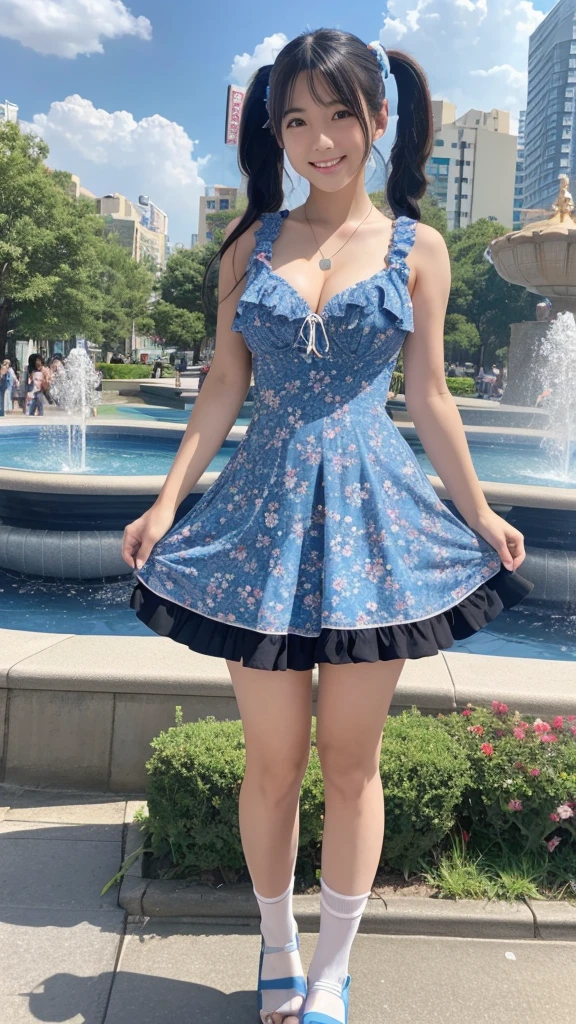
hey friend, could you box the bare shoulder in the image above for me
[412,220,449,258]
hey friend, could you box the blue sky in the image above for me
[0,0,558,243]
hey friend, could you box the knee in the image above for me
[245,747,310,804]
[317,741,380,800]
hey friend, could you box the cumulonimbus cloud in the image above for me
[0,0,152,59]
[23,95,209,244]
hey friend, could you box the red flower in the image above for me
[552,716,564,729]
[530,768,540,777]
[513,728,526,740]
[481,743,494,756]
[492,701,509,715]
[462,708,472,717]
[461,830,470,843]
[540,733,558,744]
[508,800,523,812]
[533,719,552,734]
[549,812,561,822]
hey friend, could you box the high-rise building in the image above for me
[95,193,168,268]
[426,100,517,230]
[523,0,576,214]
[0,99,18,123]
[513,110,527,230]
[198,185,238,244]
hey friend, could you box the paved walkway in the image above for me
[1,787,574,1024]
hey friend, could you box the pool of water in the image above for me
[410,437,576,489]
[0,426,239,475]
[3,422,574,488]
[0,568,574,660]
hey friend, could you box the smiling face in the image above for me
[278,70,388,192]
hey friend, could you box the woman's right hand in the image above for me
[122,503,176,570]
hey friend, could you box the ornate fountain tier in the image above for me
[488,177,576,408]
[490,175,576,318]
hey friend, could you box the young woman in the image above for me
[1,358,19,413]
[26,354,52,416]
[124,29,533,1024]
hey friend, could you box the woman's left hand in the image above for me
[471,509,526,571]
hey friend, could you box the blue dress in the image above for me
[131,211,533,670]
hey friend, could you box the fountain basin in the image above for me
[0,420,575,579]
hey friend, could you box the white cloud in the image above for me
[229,32,289,85]
[380,0,546,118]
[24,95,208,243]
[0,0,152,59]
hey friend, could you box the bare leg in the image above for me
[226,660,313,1024]
[304,658,406,1019]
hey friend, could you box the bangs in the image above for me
[271,45,373,156]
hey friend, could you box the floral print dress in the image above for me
[131,211,533,670]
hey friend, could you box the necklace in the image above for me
[303,203,375,271]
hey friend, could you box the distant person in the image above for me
[178,355,187,373]
[447,362,457,378]
[1,358,19,413]
[26,354,52,416]
[152,358,163,379]
[110,352,124,364]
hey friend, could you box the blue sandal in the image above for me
[257,930,307,1023]
[302,974,351,1024]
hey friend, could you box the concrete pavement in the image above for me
[1,785,575,1024]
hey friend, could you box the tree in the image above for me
[447,218,534,362]
[160,243,219,338]
[0,123,96,360]
[152,299,205,351]
[443,314,480,364]
[0,122,156,361]
[90,235,156,349]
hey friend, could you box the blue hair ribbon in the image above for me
[367,40,391,80]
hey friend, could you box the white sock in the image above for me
[254,877,304,1022]
[305,878,370,1022]
[254,876,297,948]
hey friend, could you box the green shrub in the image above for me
[379,709,473,876]
[446,376,475,395]
[387,373,476,398]
[144,706,471,883]
[96,363,152,379]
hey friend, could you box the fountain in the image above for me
[490,175,576,408]
[47,346,102,472]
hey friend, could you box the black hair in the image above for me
[201,27,433,318]
[28,353,43,374]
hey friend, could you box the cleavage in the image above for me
[268,214,396,318]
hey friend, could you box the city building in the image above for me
[197,185,238,243]
[523,0,576,215]
[190,233,199,248]
[95,192,168,268]
[69,174,96,201]
[513,110,526,230]
[0,99,18,123]
[426,100,517,230]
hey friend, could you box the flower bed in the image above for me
[138,704,576,900]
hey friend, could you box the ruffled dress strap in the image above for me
[386,215,417,273]
[250,209,289,268]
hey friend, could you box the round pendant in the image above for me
[319,258,331,271]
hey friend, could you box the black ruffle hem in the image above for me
[130,565,534,672]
